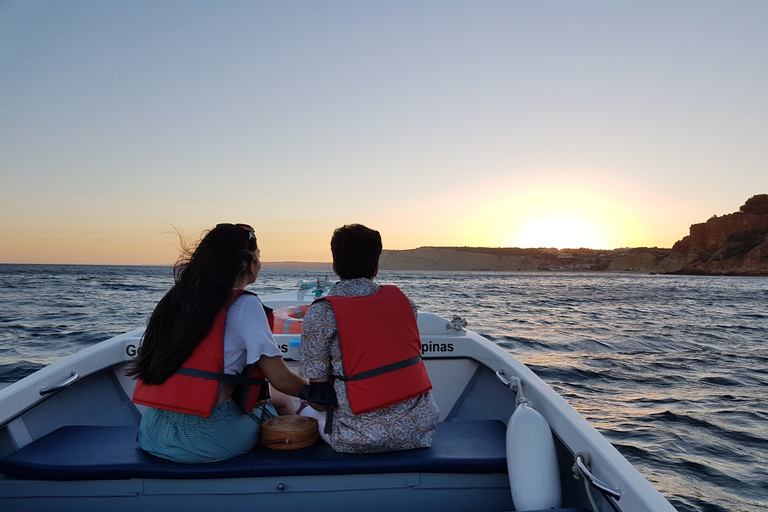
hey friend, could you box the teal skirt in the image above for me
[139,399,278,463]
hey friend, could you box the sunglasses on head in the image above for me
[236,224,256,241]
[217,223,256,241]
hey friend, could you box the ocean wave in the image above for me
[0,361,45,383]
[1,267,766,511]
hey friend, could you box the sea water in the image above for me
[0,264,766,512]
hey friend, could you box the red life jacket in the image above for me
[132,290,270,418]
[321,285,432,414]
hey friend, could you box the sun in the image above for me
[514,216,607,250]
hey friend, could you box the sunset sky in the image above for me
[1,1,766,265]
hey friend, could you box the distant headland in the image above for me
[378,194,768,276]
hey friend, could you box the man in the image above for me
[299,224,439,453]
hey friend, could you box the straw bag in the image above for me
[260,416,319,450]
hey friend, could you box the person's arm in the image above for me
[257,355,308,397]
[305,378,331,411]
[297,301,338,411]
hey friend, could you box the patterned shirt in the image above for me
[299,278,439,453]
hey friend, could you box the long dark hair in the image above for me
[127,223,258,384]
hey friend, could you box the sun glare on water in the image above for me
[514,216,607,250]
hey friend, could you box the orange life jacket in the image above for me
[321,285,432,414]
[132,290,270,417]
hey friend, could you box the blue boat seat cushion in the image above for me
[0,420,507,481]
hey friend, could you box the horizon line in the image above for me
[0,246,675,267]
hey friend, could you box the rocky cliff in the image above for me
[379,195,768,276]
[665,212,768,275]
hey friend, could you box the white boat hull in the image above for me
[0,288,675,512]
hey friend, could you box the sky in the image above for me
[1,1,766,265]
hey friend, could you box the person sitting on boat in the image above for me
[128,223,308,463]
[299,223,439,453]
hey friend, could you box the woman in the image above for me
[128,223,307,463]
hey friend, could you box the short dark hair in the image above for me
[331,224,382,279]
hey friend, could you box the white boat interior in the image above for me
[0,287,675,512]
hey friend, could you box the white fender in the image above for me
[506,402,562,511]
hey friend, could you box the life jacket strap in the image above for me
[176,367,267,385]
[336,355,423,382]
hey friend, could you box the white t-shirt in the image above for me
[222,293,282,375]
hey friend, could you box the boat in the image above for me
[0,283,676,511]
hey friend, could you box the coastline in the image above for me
[377,245,768,276]
[268,201,768,276]
[377,247,673,274]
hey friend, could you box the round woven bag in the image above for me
[260,416,319,450]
